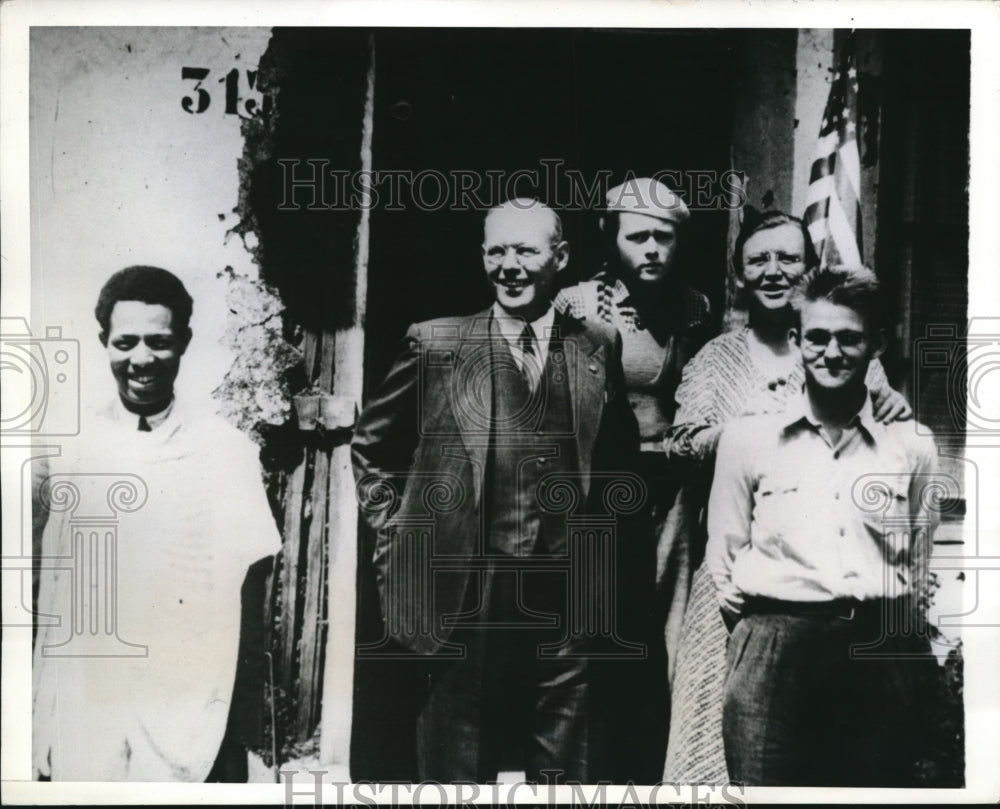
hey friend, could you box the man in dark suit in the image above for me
[352,200,641,782]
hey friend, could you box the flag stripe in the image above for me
[810,153,835,184]
[827,196,862,265]
[803,32,862,268]
[806,175,837,207]
[834,168,858,217]
[815,130,841,156]
[838,142,862,200]
[807,217,829,243]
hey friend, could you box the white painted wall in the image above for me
[30,27,272,415]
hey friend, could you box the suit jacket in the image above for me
[352,307,641,655]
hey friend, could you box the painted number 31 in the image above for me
[181,67,272,117]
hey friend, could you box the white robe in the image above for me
[32,398,282,781]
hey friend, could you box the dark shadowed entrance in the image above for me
[356,28,736,780]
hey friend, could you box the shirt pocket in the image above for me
[754,472,810,539]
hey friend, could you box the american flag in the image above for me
[804,32,863,268]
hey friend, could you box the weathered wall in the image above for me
[30,27,276,419]
[724,29,797,328]
[731,30,798,215]
[791,29,835,224]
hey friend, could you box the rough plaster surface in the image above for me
[30,26,280,427]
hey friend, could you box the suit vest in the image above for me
[485,321,579,556]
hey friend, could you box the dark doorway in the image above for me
[363,28,737,395]
[354,28,737,781]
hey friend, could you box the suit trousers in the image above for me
[722,605,937,787]
[416,560,594,783]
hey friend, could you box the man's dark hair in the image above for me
[732,208,819,277]
[790,264,887,333]
[95,266,194,334]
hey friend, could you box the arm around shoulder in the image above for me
[866,358,913,422]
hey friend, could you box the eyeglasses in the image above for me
[801,328,868,354]
[482,244,552,269]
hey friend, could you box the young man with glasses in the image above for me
[705,265,940,786]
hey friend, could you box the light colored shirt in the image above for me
[665,327,895,471]
[33,396,282,781]
[706,387,938,612]
[490,301,555,369]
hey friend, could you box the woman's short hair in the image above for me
[789,264,887,333]
[731,208,819,277]
[95,266,194,334]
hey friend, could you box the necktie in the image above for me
[138,415,152,432]
[518,324,541,393]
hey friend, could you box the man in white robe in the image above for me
[33,266,282,781]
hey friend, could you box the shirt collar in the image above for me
[783,386,879,441]
[490,302,556,344]
[113,396,175,431]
